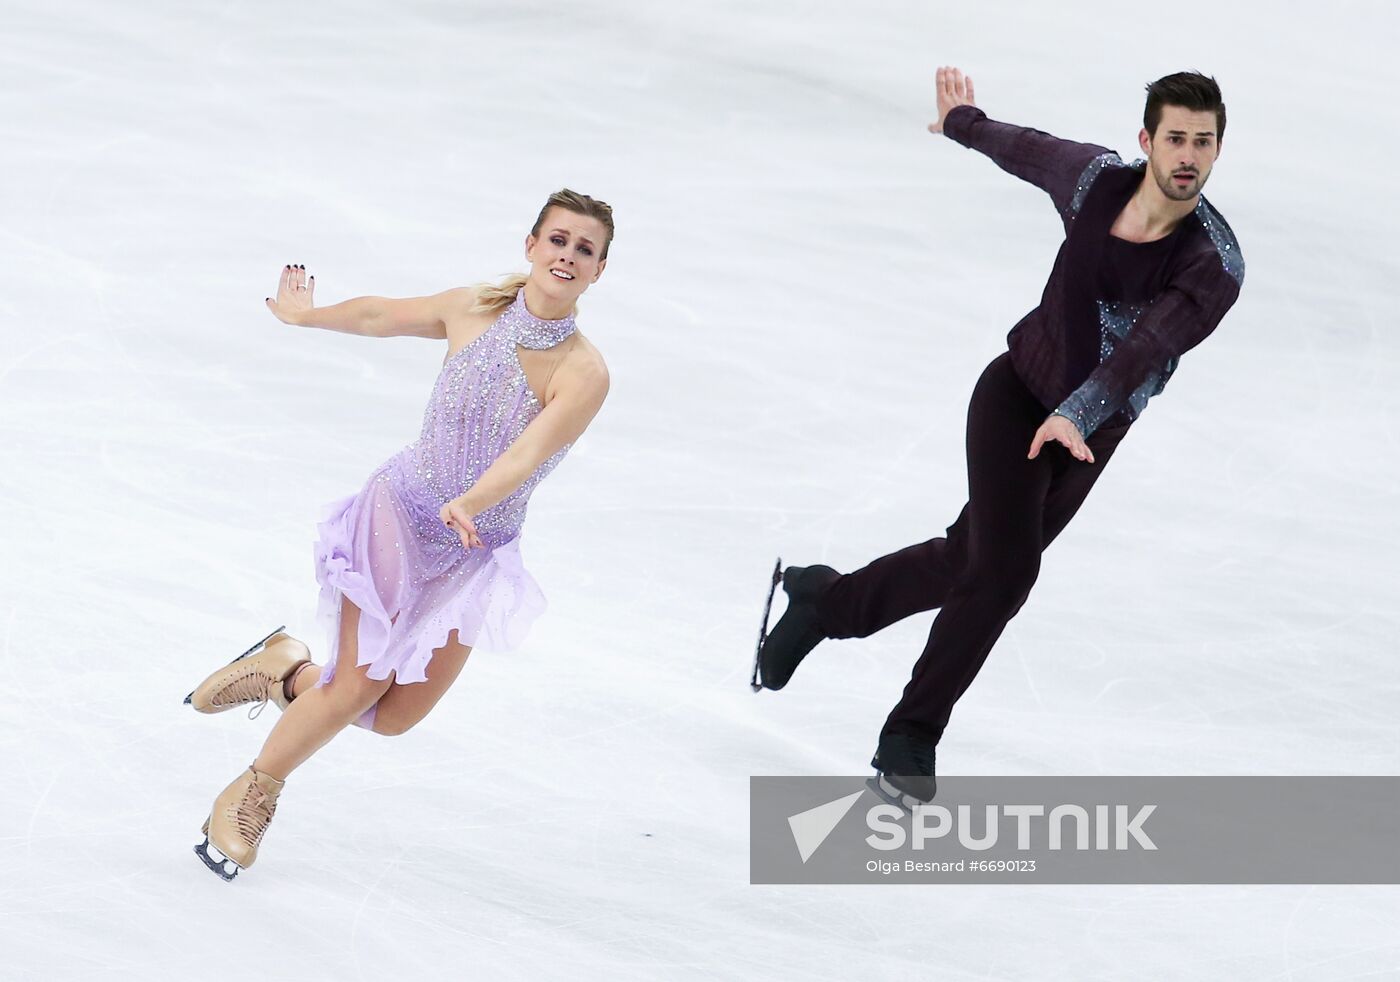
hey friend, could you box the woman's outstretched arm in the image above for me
[265,263,468,339]
[439,350,609,548]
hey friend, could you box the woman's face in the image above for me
[525,207,608,304]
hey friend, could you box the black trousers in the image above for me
[816,351,1131,746]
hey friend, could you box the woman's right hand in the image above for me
[266,264,315,325]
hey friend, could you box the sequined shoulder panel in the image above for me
[1068,152,1125,218]
[1193,197,1245,287]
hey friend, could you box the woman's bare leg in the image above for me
[369,629,472,736]
[252,597,392,780]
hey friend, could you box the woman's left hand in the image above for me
[440,496,485,550]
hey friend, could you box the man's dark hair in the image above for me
[1144,71,1226,143]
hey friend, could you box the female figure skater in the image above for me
[185,188,614,880]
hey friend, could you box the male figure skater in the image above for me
[753,67,1244,808]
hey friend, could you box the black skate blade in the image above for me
[193,837,241,881]
[184,624,285,707]
[865,774,934,814]
[750,558,783,692]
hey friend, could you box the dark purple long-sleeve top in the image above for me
[941,104,1245,437]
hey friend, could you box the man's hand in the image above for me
[928,65,976,134]
[1028,414,1095,463]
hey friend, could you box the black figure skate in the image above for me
[751,559,840,691]
[866,733,938,811]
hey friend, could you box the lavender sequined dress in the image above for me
[311,290,575,687]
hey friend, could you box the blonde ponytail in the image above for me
[468,273,529,317]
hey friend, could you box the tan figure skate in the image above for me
[184,625,312,719]
[194,765,286,881]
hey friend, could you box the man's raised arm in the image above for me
[931,66,1118,222]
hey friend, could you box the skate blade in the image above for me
[193,837,241,881]
[750,558,782,692]
[184,624,286,705]
[865,774,934,814]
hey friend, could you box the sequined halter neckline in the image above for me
[501,289,577,350]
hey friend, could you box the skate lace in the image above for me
[213,670,276,720]
[236,784,279,847]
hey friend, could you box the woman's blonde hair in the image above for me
[470,188,615,316]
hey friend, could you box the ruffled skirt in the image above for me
[310,455,546,687]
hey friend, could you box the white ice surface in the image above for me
[2,1,1398,979]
